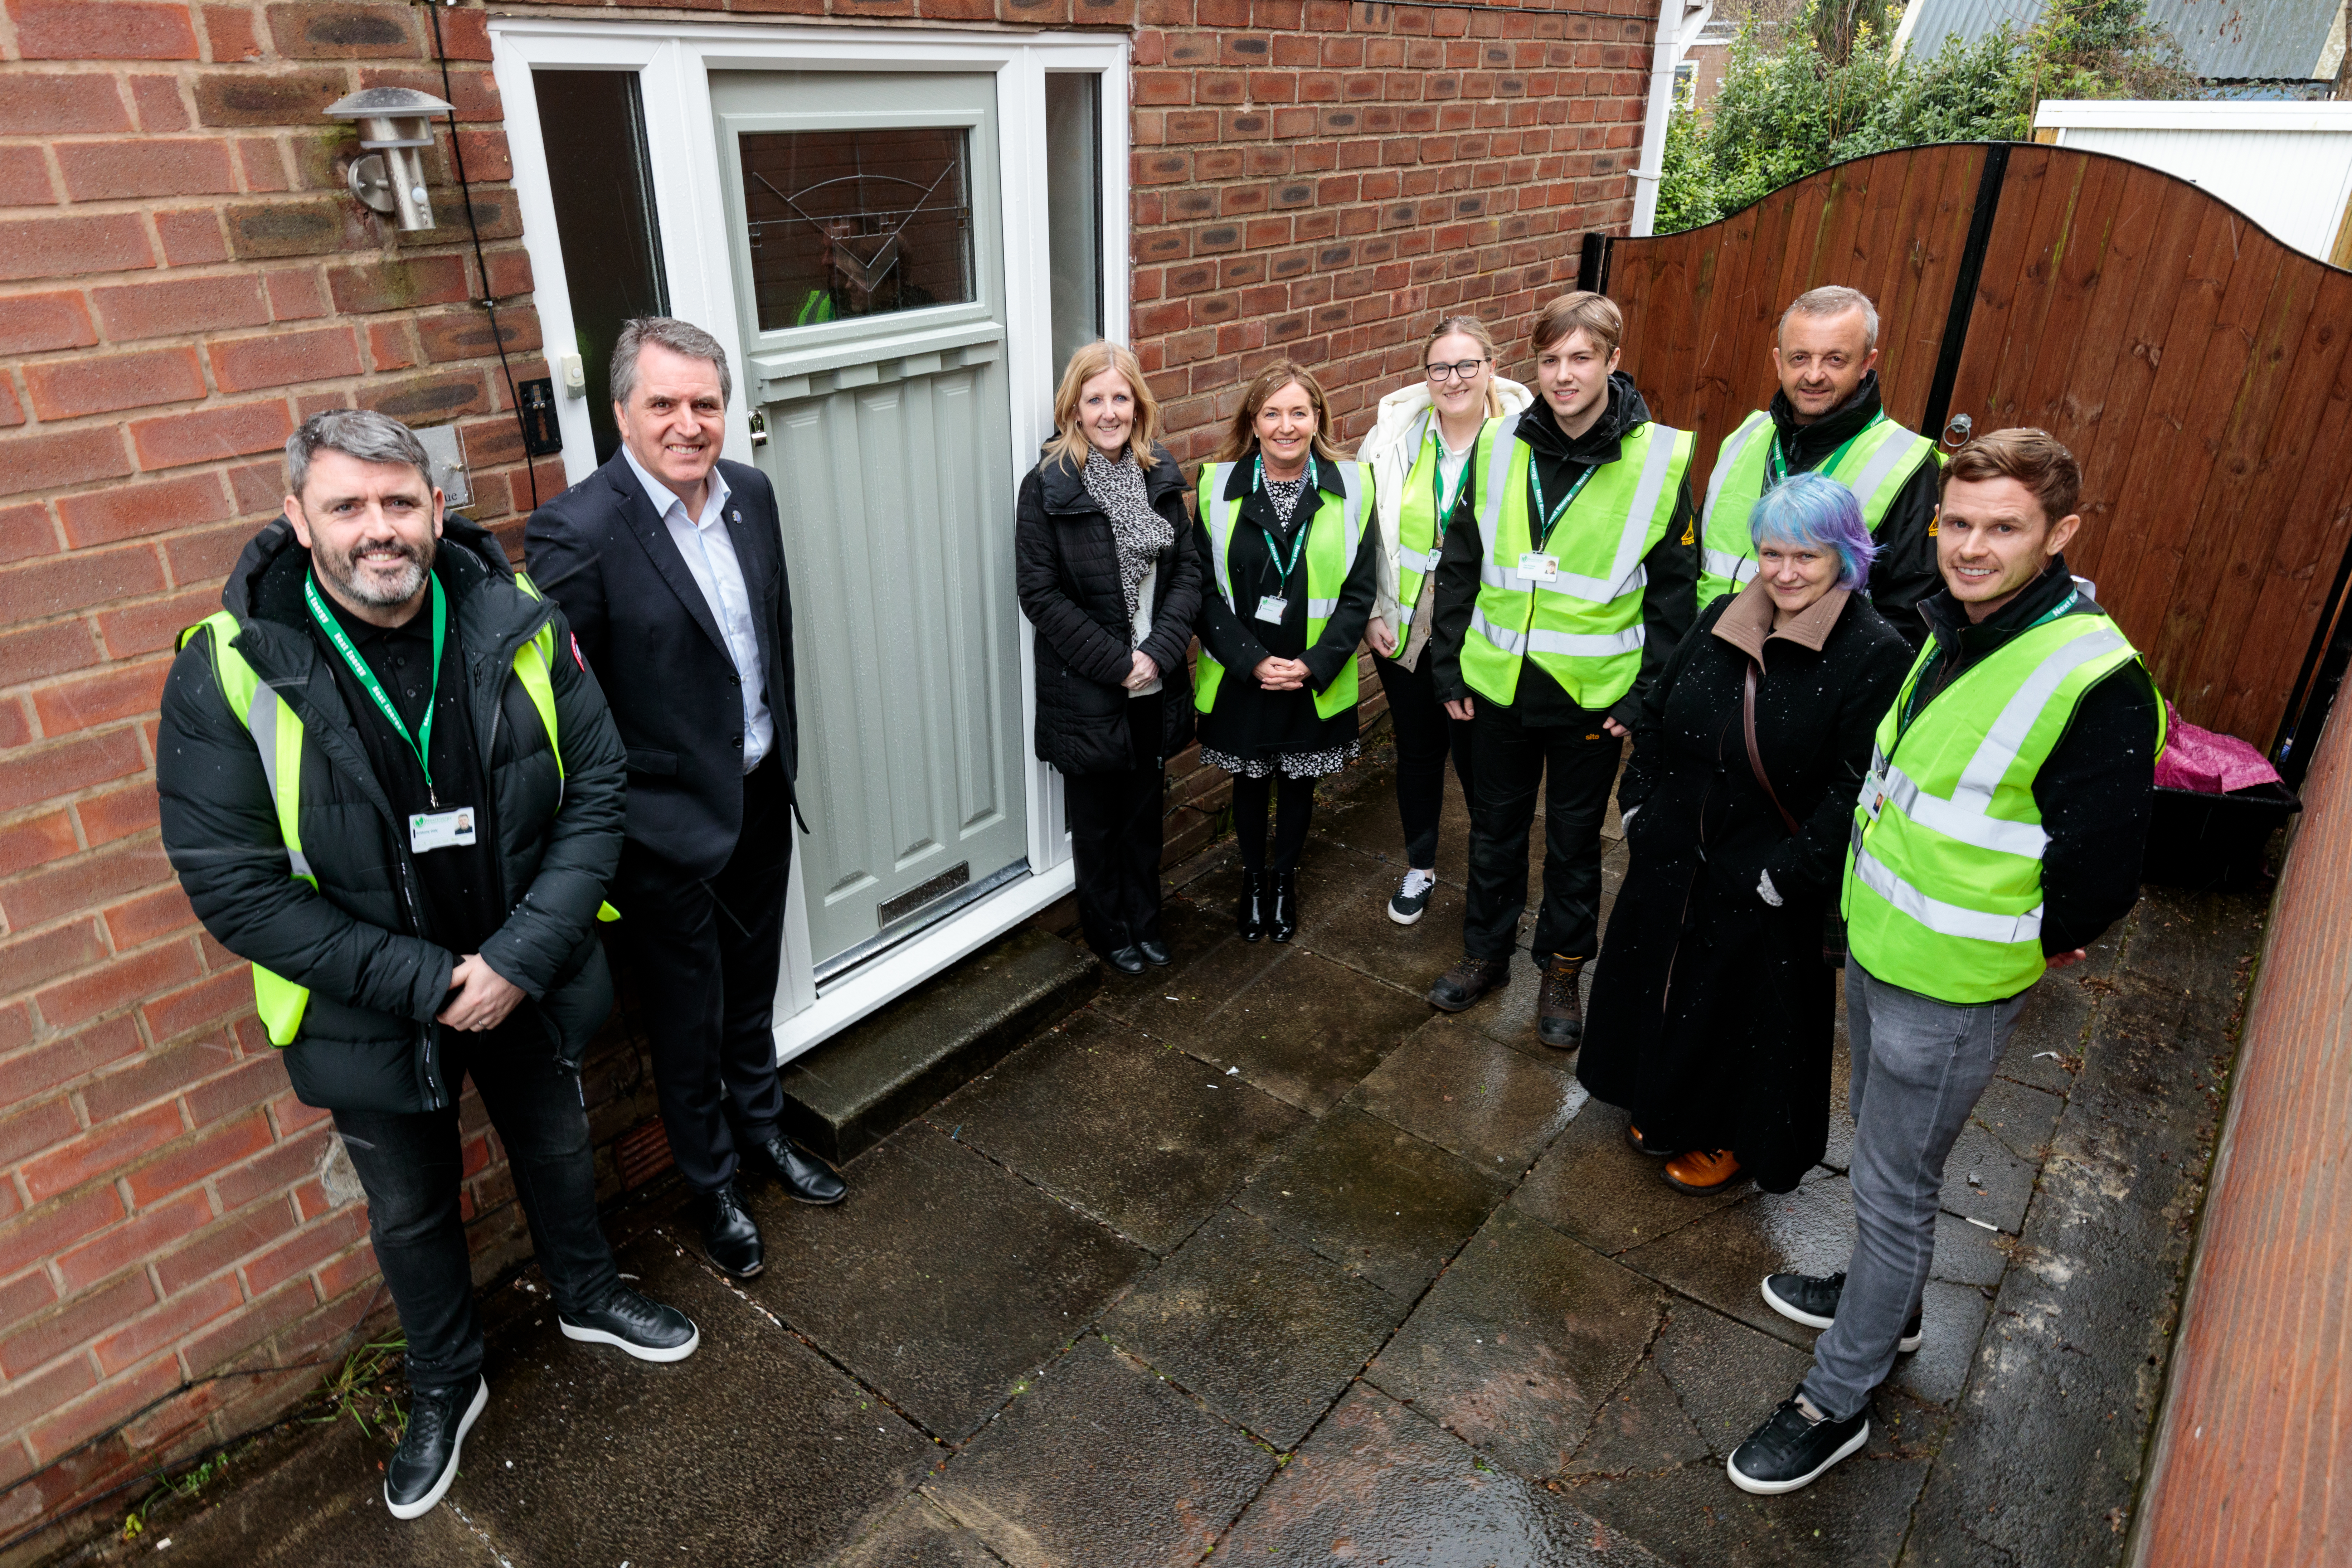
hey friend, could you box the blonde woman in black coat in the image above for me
[1015,341,1205,975]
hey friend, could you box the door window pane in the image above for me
[1045,74,1104,372]
[739,128,975,332]
[534,70,669,465]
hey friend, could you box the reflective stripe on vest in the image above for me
[1195,460,1367,721]
[1697,412,1936,608]
[1393,413,1494,633]
[1458,415,1691,712]
[1841,613,2164,1004]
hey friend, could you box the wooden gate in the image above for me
[1591,142,2352,753]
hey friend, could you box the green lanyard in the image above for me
[1252,453,1317,596]
[305,570,448,807]
[1768,409,1884,486]
[1526,459,1598,553]
[1900,587,2079,736]
[1422,417,1472,540]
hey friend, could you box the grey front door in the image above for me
[711,70,1028,982]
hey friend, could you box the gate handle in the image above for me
[1942,412,1974,450]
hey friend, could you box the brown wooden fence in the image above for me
[1593,143,2352,752]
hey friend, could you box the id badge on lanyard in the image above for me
[410,808,477,853]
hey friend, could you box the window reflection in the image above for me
[740,127,975,332]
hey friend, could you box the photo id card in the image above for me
[1254,594,1289,625]
[1516,552,1560,583]
[410,808,477,853]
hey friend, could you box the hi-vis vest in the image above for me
[1458,417,1693,713]
[1195,461,1369,720]
[1391,413,1498,638]
[1697,411,1938,608]
[1842,607,2165,1005]
[177,576,612,1049]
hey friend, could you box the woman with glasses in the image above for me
[1356,317,1534,924]
[1193,360,1380,943]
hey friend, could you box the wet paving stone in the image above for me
[1089,906,1285,1043]
[1100,1208,1405,1450]
[1294,870,1478,996]
[1236,1105,1510,1298]
[934,1010,1306,1253]
[1564,1359,1716,1479]
[924,1336,1275,1567]
[740,1125,1148,1442]
[458,1235,931,1565]
[1214,1383,1665,1565]
[1511,1100,1753,1257]
[1177,950,1431,1114]
[1996,973,2093,1096]
[1348,1013,1589,1173]
[833,1493,1014,1566]
[1941,1074,2062,1233]
[1367,1205,1668,1479]
[1085,895,1245,1025]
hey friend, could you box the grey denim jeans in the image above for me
[1800,958,2029,1421]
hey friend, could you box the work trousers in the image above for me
[1065,693,1168,958]
[1232,771,1318,875]
[1800,958,2028,1420]
[1372,651,1477,870]
[334,1031,619,1394]
[613,754,791,1195]
[1461,699,1622,966]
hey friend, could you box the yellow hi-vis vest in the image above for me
[1458,417,1693,713]
[1391,413,1499,639]
[1195,461,1369,720]
[1842,606,2165,1005]
[1696,411,1939,608]
[177,575,614,1048]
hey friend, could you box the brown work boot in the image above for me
[1537,955,1585,1048]
[1427,955,1510,1013]
[1663,1147,1744,1194]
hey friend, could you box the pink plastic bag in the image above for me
[2153,702,2281,794]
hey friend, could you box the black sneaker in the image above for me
[560,1286,700,1363]
[384,1375,487,1520]
[1387,869,1437,926]
[1761,1272,1923,1352]
[1727,1394,1869,1495]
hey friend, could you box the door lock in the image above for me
[748,410,769,448]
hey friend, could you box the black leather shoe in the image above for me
[1236,872,1268,941]
[1104,945,1147,976]
[749,1132,847,1207]
[560,1285,700,1363]
[1137,938,1172,967]
[384,1375,487,1520]
[1727,1394,1869,1495]
[1269,872,1299,942]
[696,1182,764,1277]
[1428,955,1510,1012]
[1761,1272,1923,1352]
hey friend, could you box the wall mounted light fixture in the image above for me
[326,86,454,233]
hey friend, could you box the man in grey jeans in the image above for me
[1726,429,2162,1494]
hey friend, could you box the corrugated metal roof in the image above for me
[1898,0,2339,80]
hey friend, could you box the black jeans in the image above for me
[1065,692,1167,957]
[1462,698,1623,966]
[1231,771,1317,874]
[613,754,791,1195]
[1372,651,1477,870]
[334,1029,618,1394]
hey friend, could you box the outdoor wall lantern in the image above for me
[326,86,453,233]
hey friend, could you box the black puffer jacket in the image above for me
[157,515,627,1114]
[1015,443,1204,774]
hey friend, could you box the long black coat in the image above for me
[1015,443,1203,775]
[1578,582,1910,1192]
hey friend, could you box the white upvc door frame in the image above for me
[490,16,1130,1063]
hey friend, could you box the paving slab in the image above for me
[1367,1205,1668,1479]
[1347,1013,1590,1173]
[1095,911,1287,1047]
[738,1124,1148,1442]
[1099,1208,1404,1451]
[832,1494,1010,1567]
[1563,1360,1716,1480]
[1172,949,1431,1114]
[1511,1101,1752,1257]
[1236,1105,1509,1298]
[933,1009,1306,1253]
[1084,894,1252,1028]
[1215,1383,1664,1565]
[924,1336,1275,1568]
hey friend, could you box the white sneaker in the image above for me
[1388,868,1438,926]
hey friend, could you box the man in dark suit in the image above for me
[527,317,844,1280]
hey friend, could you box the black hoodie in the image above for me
[1427,372,1699,731]
[1763,369,1942,649]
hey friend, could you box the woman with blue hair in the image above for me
[1578,471,1914,1196]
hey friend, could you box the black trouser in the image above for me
[613,754,791,1195]
[1462,698,1622,966]
[334,1031,618,1394]
[1065,693,1168,957]
[1232,771,1318,875]
[1372,651,1477,870]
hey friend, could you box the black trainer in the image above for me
[1761,1271,1923,1352]
[1387,869,1437,926]
[384,1375,487,1520]
[559,1285,700,1363]
[1727,1394,1869,1495]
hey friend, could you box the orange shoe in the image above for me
[1663,1148,1743,1194]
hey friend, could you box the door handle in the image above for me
[749,410,770,448]
[1941,412,1974,450]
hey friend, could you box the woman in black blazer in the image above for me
[1014,341,1205,975]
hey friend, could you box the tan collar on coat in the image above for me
[1711,578,1849,662]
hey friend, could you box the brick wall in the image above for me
[0,0,1653,1544]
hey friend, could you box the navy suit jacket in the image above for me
[525,451,800,881]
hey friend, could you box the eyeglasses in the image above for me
[1425,359,1487,383]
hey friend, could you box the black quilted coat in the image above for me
[1015,443,1204,775]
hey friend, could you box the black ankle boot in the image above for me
[1237,871,1268,942]
[1269,872,1299,943]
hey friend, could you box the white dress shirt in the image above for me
[619,444,773,773]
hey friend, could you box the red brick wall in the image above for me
[0,0,1653,1543]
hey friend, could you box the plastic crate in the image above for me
[2143,781,2303,892]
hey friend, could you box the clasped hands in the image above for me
[438,952,524,1032]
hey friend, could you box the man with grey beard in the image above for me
[158,409,698,1521]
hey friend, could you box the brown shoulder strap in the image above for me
[1743,659,1802,837]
